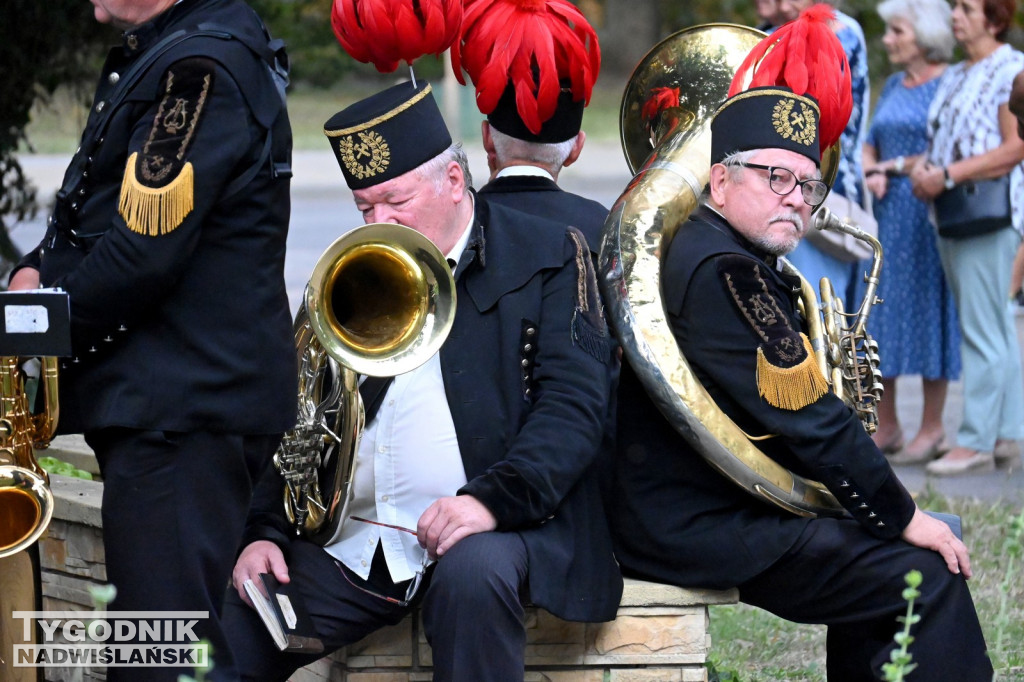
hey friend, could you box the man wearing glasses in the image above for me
[607,87,992,680]
[220,80,622,682]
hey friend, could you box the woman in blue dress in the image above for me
[863,0,959,463]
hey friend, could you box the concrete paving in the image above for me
[12,144,1024,506]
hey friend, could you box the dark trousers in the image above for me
[738,517,993,682]
[221,531,529,682]
[86,427,280,682]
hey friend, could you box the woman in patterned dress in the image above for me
[862,0,959,463]
[909,0,1024,475]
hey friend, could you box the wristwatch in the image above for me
[943,167,956,190]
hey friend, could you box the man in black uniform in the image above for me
[457,0,607,254]
[608,87,993,681]
[222,80,621,682]
[477,86,609,252]
[9,1,296,679]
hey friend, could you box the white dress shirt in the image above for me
[326,207,475,583]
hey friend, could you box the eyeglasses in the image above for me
[335,515,429,608]
[735,162,829,207]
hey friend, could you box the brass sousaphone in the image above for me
[599,24,883,517]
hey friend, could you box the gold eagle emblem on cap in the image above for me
[772,98,816,147]
[339,130,391,180]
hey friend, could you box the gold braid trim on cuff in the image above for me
[118,152,194,236]
[756,333,828,410]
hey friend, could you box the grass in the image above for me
[707,491,1024,681]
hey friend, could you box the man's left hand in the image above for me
[417,495,497,559]
[901,507,972,578]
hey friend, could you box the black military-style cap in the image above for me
[487,80,584,144]
[324,80,452,190]
[710,86,821,166]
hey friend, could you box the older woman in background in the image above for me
[862,0,959,464]
[909,0,1024,475]
[755,0,787,31]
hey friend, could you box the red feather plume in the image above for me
[452,0,601,135]
[728,3,851,152]
[331,0,463,74]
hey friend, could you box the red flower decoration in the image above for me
[331,0,463,73]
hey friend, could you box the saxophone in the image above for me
[789,205,884,435]
[0,356,58,558]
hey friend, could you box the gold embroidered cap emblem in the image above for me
[772,98,816,147]
[339,130,391,180]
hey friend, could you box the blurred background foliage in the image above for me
[242,0,1022,89]
[0,0,116,273]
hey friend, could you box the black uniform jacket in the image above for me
[246,196,624,623]
[478,175,609,257]
[608,207,916,589]
[17,0,297,435]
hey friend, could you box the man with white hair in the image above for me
[223,80,622,682]
[477,85,609,257]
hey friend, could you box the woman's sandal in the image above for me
[888,433,949,465]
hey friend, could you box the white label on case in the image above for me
[5,306,49,334]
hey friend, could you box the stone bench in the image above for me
[36,436,739,682]
[293,578,738,682]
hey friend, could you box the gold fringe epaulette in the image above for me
[118,152,194,236]
[756,333,828,410]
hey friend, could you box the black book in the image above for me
[243,573,324,654]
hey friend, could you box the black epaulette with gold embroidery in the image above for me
[716,254,827,410]
[118,58,217,237]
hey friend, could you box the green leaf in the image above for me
[88,583,117,607]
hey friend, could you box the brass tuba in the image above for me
[599,24,882,518]
[0,356,58,558]
[275,223,456,544]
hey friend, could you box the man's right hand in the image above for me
[900,507,972,578]
[232,540,290,607]
[9,267,40,291]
